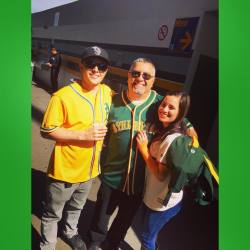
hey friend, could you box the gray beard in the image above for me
[132,84,146,95]
[133,89,144,95]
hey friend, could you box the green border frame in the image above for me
[1,0,250,249]
[0,1,31,249]
[220,0,250,249]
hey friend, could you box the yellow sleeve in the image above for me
[40,95,65,132]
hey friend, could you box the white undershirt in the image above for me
[143,133,183,211]
[131,100,144,106]
[127,91,150,106]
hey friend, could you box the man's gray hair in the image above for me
[129,58,156,73]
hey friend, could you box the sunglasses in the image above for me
[130,70,154,80]
[84,59,109,72]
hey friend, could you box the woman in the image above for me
[136,91,192,250]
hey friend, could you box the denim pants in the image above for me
[40,177,93,250]
[140,202,182,250]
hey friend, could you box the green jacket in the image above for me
[164,135,219,206]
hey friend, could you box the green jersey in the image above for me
[101,90,163,195]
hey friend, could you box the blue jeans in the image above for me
[140,202,182,250]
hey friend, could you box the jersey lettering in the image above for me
[110,120,157,134]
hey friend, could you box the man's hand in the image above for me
[45,123,108,143]
[80,123,108,141]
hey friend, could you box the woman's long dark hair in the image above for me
[153,91,190,142]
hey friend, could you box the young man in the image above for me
[40,46,112,250]
[47,47,61,92]
[87,58,196,250]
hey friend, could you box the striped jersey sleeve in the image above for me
[40,95,65,133]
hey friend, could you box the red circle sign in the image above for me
[158,25,168,41]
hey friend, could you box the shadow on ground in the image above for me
[132,195,218,250]
[32,168,218,250]
[32,225,42,250]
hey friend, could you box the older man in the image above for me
[87,58,162,250]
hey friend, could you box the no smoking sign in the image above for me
[158,25,168,41]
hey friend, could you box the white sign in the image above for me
[53,12,60,26]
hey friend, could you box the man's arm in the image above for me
[41,95,107,143]
[53,54,61,68]
[41,125,107,143]
[47,54,61,68]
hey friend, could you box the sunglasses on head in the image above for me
[84,59,109,72]
[130,70,154,80]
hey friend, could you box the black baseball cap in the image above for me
[81,46,110,64]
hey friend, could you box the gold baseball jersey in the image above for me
[41,82,112,183]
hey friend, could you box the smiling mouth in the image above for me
[133,82,145,87]
[90,75,100,79]
[159,113,169,118]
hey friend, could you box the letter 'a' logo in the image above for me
[91,46,101,56]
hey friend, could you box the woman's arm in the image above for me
[136,131,168,181]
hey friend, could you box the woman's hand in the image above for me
[136,131,166,181]
[136,131,149,159]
